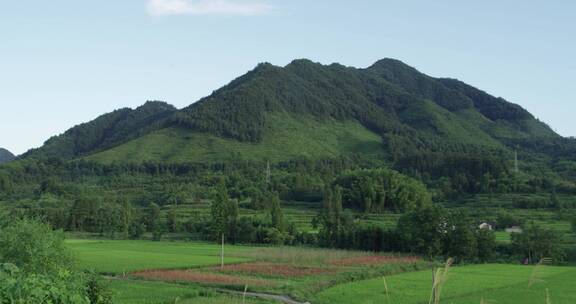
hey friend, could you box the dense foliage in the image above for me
[0,217,112,303]
[511,224,566,263]
[23,101,176,160]
[334,168,431,212]
[0,219,73,274]
[22,58,568,169]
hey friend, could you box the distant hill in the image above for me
[0,148,15,164]
[22,101,177,160]
[24,58,562,164]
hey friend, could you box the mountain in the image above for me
[0,148,15,164]
[22,101,177,160]
[24,58,561,164]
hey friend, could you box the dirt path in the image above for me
[215,288,310,304]
[105,276,310,304]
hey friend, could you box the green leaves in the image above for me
[335,168,431,213]
[0,219,73,275]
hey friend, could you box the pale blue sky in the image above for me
[1,0,575,155]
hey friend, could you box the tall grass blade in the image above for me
[429,258,453,304]
[242,285,248,304]
[382,276,391,304]
[528,258,551,287]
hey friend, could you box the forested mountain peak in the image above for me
[170,58,556,145]
[0,148,15,164]
[23,58,561,163]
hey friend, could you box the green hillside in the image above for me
[21,58,562,165]
[86,113,385,163]
[22,101,177,160]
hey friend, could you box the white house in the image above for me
[478,223,493,230]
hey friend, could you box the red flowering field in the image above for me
[132,269,272,287]
[214,262,337,278]
[329,255,421,266]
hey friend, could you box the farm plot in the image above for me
[314,264,576,304]
[131,247,426,300]
[67,239,253,274]
[69,240,426,302]
[108,279,273,304]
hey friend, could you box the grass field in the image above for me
[68,239,426,303]
[108,280,273,304]
[314,264,576,304]
[67,240,253,274]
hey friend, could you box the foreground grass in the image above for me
[108,280,273,304]
[314,264,576,304]
[67,240,253,274]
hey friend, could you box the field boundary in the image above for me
[215,288,310,304]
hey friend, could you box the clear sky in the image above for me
[1,0,575,155]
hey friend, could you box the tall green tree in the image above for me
[167,207,179,233]
[397,205,446,257]
[226,198,239,243]
[269,192,284,231]
[211,180,238,242]
[476,228,496,262]
[146,202,161,232]
[444,212,478,262]
[317,186,348,247]
[120,199,133,239]
[511,224,565,263]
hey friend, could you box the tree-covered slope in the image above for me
[22,101,177,160]
[0,148,15,164]
[23,58,562,165]
[86,112,385,163]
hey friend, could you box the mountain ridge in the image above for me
[20,58,561,164]
[0,148,15,164]
[21,101,177,160]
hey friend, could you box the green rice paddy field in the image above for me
[315,264,576,304]
[68,240,576,304]
[67,240,253,274]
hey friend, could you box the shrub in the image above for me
[0,219,73,274]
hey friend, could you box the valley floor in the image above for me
[67,239,576,304]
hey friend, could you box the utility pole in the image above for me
[221,233,224,269]
[265,160,271,188]
[514,150,519,175]
[431,267,437,303]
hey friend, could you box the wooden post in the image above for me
[431,267,436,303]
[221,233,224,269]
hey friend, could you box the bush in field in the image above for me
[0,219,113,303]
[0,263,89,304]
[0,219,73,274]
